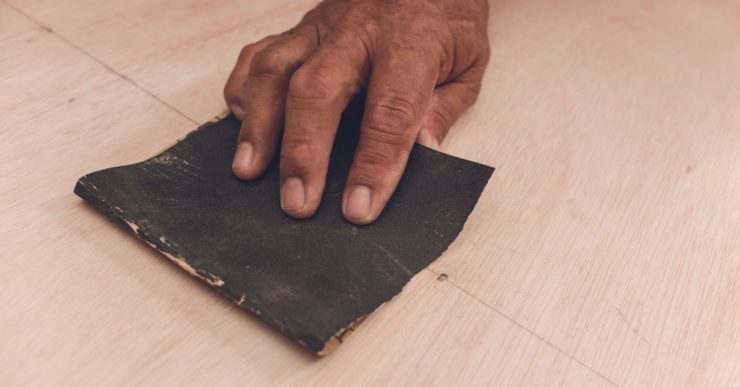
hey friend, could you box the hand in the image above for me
[224,0,490,224]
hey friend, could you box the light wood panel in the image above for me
[0,28,116,129]
[2,0,739,385]
[4,0,311,73]
[0,1,38,41]
[432,1,740,385]
[4,0,317,123]
[125,3,315,123]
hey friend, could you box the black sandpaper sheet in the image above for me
[74,111,493,355]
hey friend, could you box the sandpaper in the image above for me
[74,108,493,355]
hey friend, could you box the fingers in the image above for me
[231,27,320,181]
[416,64,486,150]
[342,48,440,224]
[223,35,279,120]
[279,38,368,218]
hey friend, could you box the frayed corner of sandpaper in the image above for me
[316,316,366,356]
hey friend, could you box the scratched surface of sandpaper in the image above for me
[74,112,493,355]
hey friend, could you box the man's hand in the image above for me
[224,0,490,224]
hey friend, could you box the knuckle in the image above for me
[357,115,415,170]
[280,137,322,175]
[238,44,256,61]
[249,48,291,78]
[364,95,420,136]
[223,81,238,102]
[287,67,334,102]
[282,130,314,152]
[356,143,406,169]
[429,104,455,129]
[352,144,408,186]
[362,121,411,150]
[223,78,243,106]
[223,74,244,99]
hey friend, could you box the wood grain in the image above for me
[2,0,739,385]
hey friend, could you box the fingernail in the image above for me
[233,141,254,172]
[281,177,306,212]
[229,103,244,120]
[345,185,372,220]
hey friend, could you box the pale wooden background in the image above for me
[2,0,739,386]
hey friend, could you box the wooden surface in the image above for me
[1,0,739,385]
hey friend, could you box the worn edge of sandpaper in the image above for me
[73,110,493,356]
[72,110,341,355]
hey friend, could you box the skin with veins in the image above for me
[224,0,490,225]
